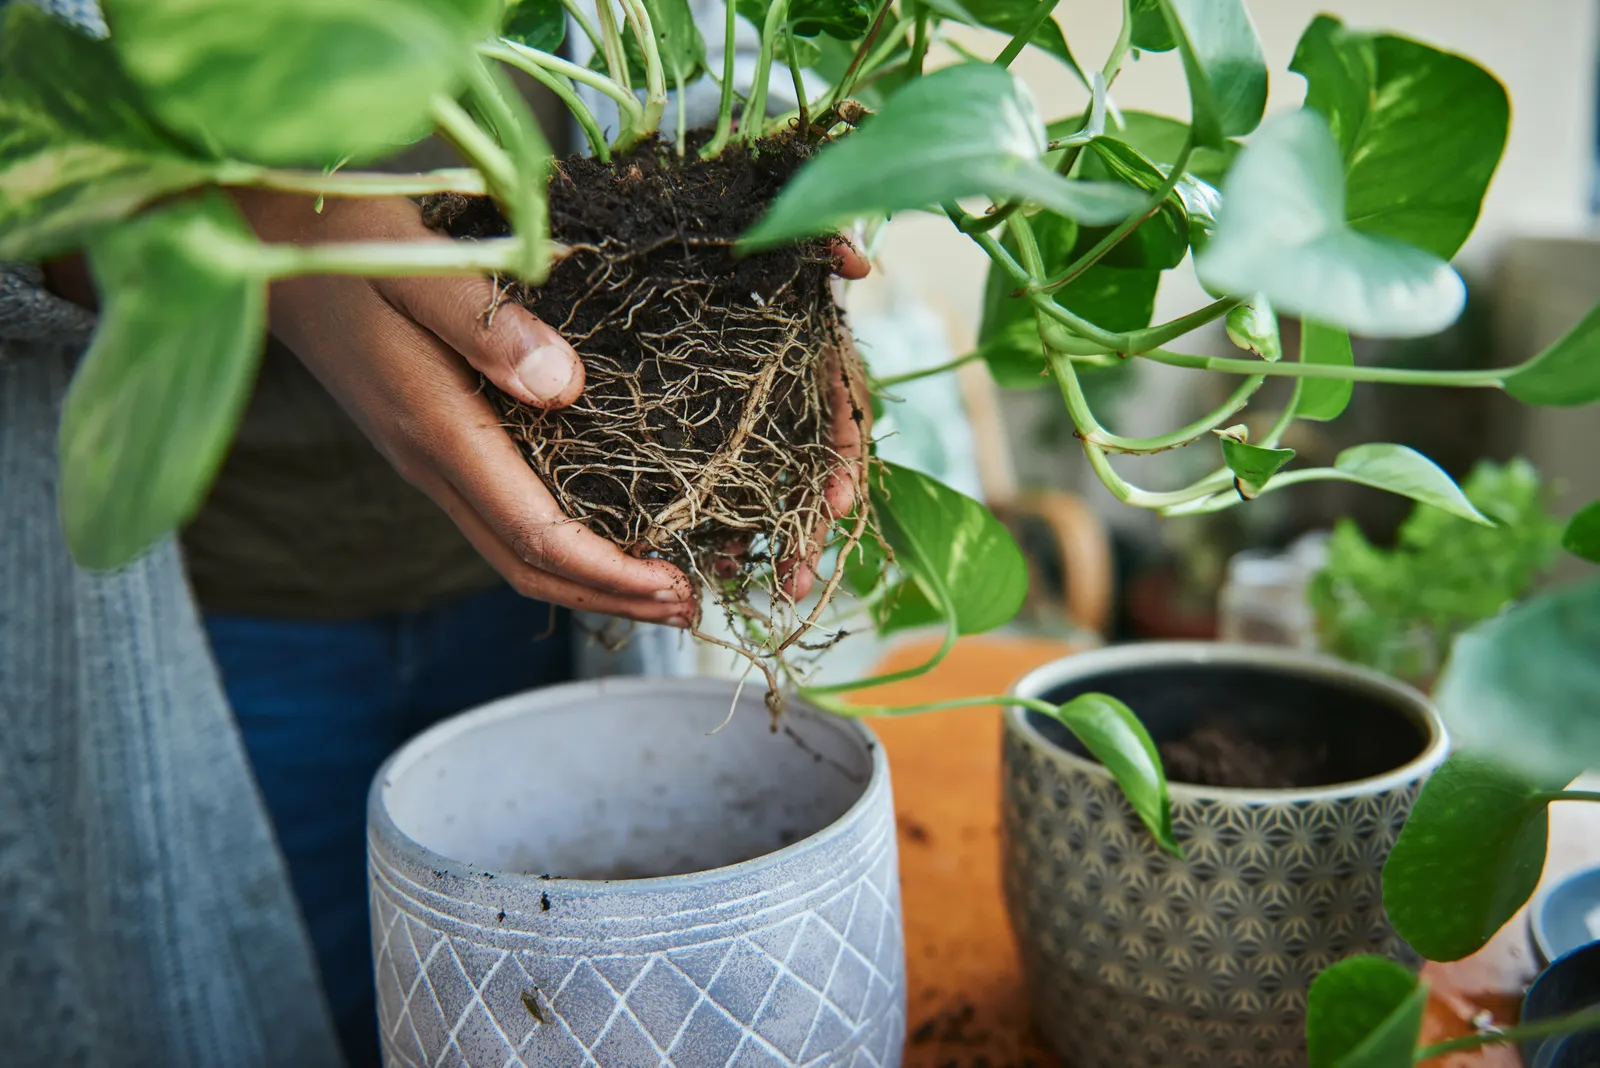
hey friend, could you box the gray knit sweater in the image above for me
[0,3,344,1066]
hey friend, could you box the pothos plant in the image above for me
[6,0,1600,1056]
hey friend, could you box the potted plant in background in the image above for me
[7,0,1600,1065]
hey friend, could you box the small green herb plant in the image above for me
[7,0,1600,1059]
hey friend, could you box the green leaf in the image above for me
[1090,110,1240,186]
[0,3,217,260]
[1331,443,1489,524]
[745,64,1145,247]
[1291,15,1508,261]
[1155,0,1267,149]
[1225,294,1280,361]
[503,0,566,51]
[1504,299,1600,407]
[1129,0,1175,52]
[59,191,267,571]
[1383,753,1566,961]
[869,461,1027,636]
[102,0,497,165]
[976,213,1156,386]
[1298,320,1354,421]
[1047,693,1178,853]
[643,0,708,84]
[739,0,871,41]
[1076,137,1189,270]
[1219,436,1294,499]
[959,0,1087,83]
[1197,110,1466,338]
[1434,581,1600,783]
[1305,956,1426,1068]
[1565,501,1600,564]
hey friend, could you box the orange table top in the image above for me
[855,633,1537,1068]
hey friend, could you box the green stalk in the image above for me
[785,30,810,130]
[593,0,632,91]
[1538,790,1600,804]
[673,66,688,156]
[825,0,897,111]
[1085,374,1266,454]
[907,0,929,75]
[994,0,1061,68]
[1414,1005,1600,1061]
[1136,348,1510,387]
[217,164,489,197]
[702,0,742,157]
[1260,380,1304,448]
[484,41,645,129]
[1101,0,1133,85]
[501,57,611,161]
[561,0,606,53]
[251,238,530,279]
[744,0,790,144]
[615,0,668,146]
[458,64,550,282]
[1036,136,1194,293]
[871,352,982,389]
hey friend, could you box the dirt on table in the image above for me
[1157,718,1334,790]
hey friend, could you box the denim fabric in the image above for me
[206,590,574,1068]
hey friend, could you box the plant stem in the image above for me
[432,94,517,192]
[785,30,810,130]
[815,690,1065,720]
[1136,348,1510,387]
[499,56,611,161]
[561,0,606,54]
[994,0,1061,68]
[251,238,531,279]
[908,0,929,75]
[1260,380,1303,449]
[744,0,790,143]
[454,68,549,281]
[593,0,632,91]
[871,352,982,388]
[1035,135,1194,294]
[1086,374,1265,454]
[484,41,645,129]
[673,67,688,155]
[1101,0,1133,85]
[615,0,667,143]
[1538,790,1600,804]
[1415,1005,1600,1061]
[827,0,898,110]
[216,164,489,197]
[704,0,742,157]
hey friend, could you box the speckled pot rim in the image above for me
[1007,641,1448,803]
[367,676,889,902]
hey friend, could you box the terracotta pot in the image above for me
[368,677,906,1067]
[1001,642,1447,1068]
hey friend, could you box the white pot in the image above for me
[367,677,905,1067]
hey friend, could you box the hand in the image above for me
[233,191,698,626]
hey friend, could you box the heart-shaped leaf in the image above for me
[1383,753,1566,962]
[59,191,267,570]
[1199,110,1466,338]
[869,461,1027,636]
[1291,15,1507,261]
[1565,501,1600,564]
[1077,110,1240,186]
[745,64,1144,246]
[0,3,217,260]
[1306,955,1426,1068]
[1298,320,1354,421]
[1433,581,1600,783]
[1219,435,1294,499]
[1047,694,1178,853]
[1225,294,1280,361]
[503,0,566,51]
[1155,0,1267,149]
[1504,299,1600,407]
[1330,444,1488,524]
[1076,137,1190,270]
[103,0,496,165]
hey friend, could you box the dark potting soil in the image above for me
[1157,718,1334,790]
[421,134,849,568]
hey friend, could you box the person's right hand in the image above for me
[233,191,698,626]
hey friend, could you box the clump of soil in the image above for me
[423,134,870,694]
[1158,718,1333,789]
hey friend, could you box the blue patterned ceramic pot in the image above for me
[368,677,905,1067]
[1002,643,1447,1068]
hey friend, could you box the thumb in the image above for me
[377,274,585,408]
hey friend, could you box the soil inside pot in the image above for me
[422,134,855,575]
[1157,718,1333,790]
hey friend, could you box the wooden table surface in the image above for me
[855,634,1600,1068]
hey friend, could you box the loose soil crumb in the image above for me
[1158,718,1333,790]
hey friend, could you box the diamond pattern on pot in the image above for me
[1002,725,1424,1068]
[368,794,904,1067]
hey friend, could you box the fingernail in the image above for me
[516,343,576,403]
[654,588,687,602]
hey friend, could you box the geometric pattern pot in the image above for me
[368,678,905,1067]
[1002,643,1448,1068]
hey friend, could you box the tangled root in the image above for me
[423,135,873,705]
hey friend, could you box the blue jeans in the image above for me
[205,586,573,1068]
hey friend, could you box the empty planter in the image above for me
[368,677,905,1067]
[1002,642,1447,1068]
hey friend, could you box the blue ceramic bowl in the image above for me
[1522,940,1600,1067]
[1532,865,1600,968]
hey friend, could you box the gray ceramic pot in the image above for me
[1002,642,1447,1068]
[368,677,905,1067]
